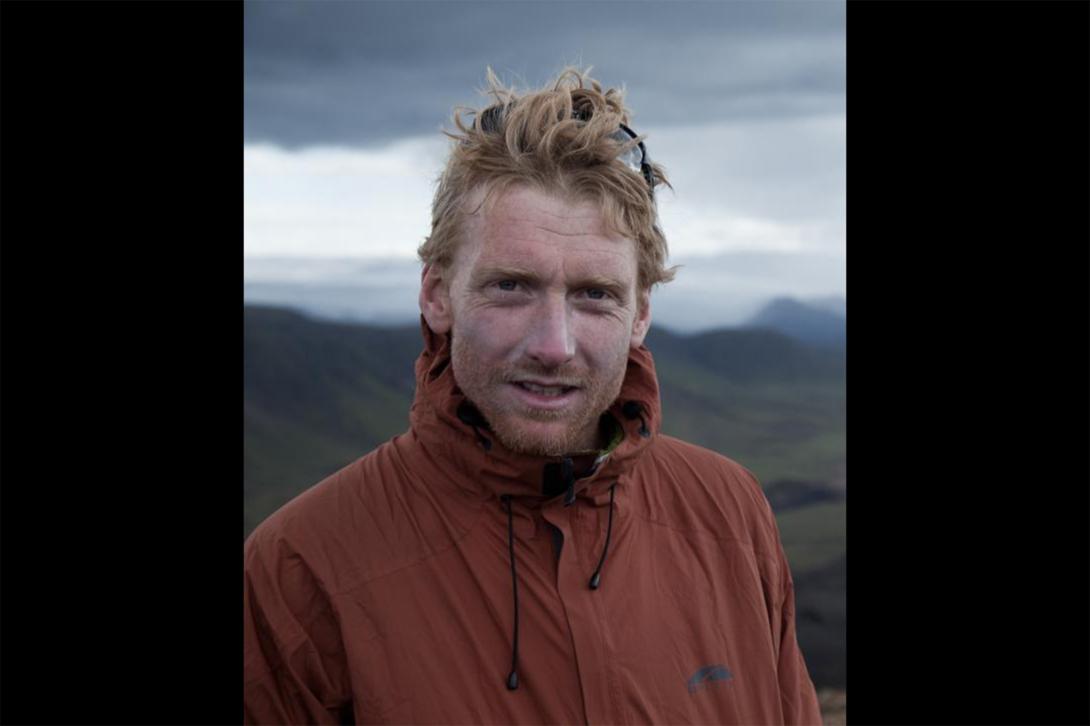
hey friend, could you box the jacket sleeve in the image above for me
[769,544,824,726]
[244,528,353,725]
[744,467,824,726]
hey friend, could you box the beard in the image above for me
[450,335,629,457]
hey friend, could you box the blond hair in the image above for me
[418,67,677,290]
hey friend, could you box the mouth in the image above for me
[507,379,582,409]
[513,380,579,396]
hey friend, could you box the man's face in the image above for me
[421,185,651,457]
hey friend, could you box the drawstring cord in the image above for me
[502,494,521,690]
[500,483,618,691]
[588,483,617,589]
[482,401,647,692]
[561,457,576,505]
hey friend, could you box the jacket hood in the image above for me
[408,316,661,505]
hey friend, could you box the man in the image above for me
[244,68,822,725]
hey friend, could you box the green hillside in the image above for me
[243,306,419,534]
[645,326,845,487]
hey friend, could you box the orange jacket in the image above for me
[244,321,822,725]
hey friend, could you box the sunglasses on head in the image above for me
[477,105,655,199]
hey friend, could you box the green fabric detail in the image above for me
[599,414,625,457]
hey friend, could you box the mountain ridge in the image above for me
[741,296,845,348]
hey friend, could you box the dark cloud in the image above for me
[244,0,845,148]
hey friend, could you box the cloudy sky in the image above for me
[243,0,845,330]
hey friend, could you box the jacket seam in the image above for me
[328,501,490,598]
[632,512,781,565]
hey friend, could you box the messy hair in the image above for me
[418,67,677,290]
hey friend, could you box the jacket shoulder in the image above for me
[630,435,780,558]
[245,435,482,596]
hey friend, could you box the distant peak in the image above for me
[743,295,845,347]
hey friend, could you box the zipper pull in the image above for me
[562,457,576,506]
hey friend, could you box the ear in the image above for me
[419,263,453,334]
[630,289,652,348]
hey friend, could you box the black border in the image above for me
[2,1,1087,725]
[1,2,242,724]
[847,1,1089,724]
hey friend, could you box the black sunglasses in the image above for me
[477,105,655,199]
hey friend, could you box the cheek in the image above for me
[452,307,528,362]
[573,314,635,365]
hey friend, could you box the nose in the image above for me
[525,296,575,368]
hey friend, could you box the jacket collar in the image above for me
[408,317,661,505]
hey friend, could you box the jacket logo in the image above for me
[687,664,733,694]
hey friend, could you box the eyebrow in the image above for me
[471,265,630,298]
[469,265,539,286]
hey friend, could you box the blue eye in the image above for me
[586,288,607,300]
[497,280,518,291]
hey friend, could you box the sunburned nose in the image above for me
[524,299,575,368]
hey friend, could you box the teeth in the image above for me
[519,382,569,397]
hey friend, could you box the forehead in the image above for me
[455,185,637,280]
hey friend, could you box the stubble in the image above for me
[450,334,628,457]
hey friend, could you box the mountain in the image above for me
[804,295,847,318]
[764,479,844,512]
[743,296,845,348]
[244,306,420,535]
[646,325,845,383]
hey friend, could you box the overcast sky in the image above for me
[243,0,845,330]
